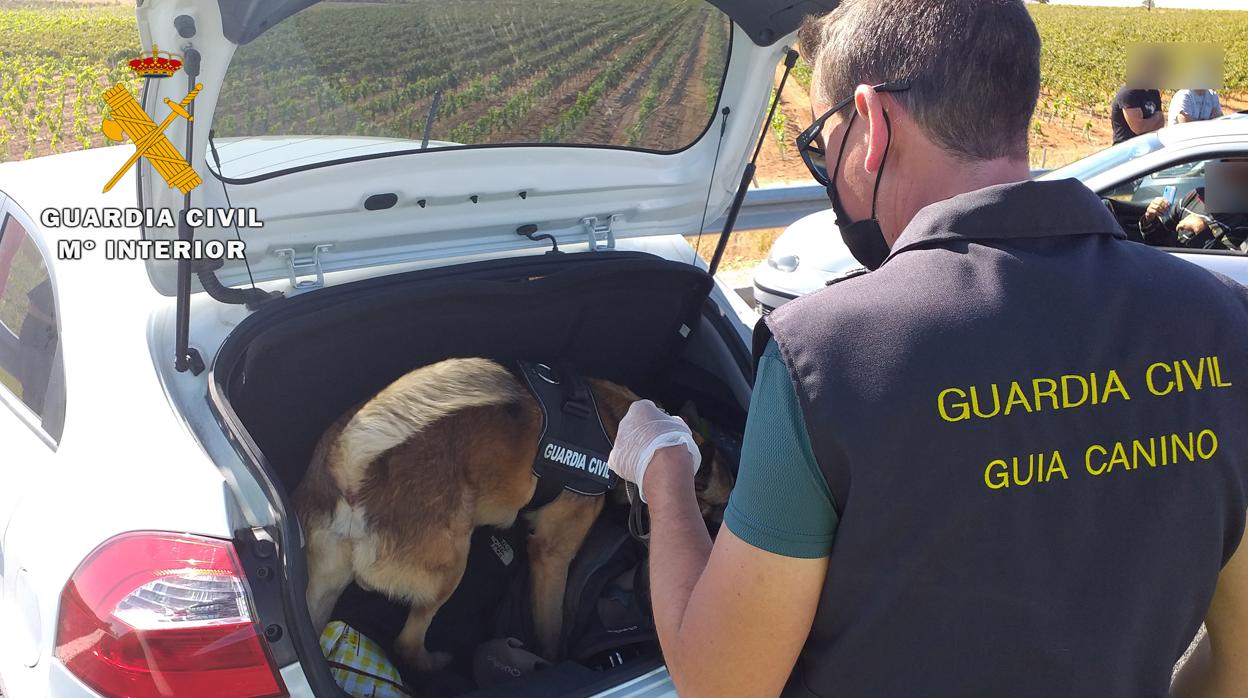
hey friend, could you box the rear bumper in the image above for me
[47,660,97,697]
[45,657,316,697]
[279,661,316,697]
[596,666,677,697]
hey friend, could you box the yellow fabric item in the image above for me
[319,621,412,697]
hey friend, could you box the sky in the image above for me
[1041,0,1247,9]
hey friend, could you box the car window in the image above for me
[1149,161,1205,180]
[1101,154,1248,253]
[0,213,65,443]
[1104,159,1208,205]
[210,0,733,179]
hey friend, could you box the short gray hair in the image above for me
[809,0,1041,162]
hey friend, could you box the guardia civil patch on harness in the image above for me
[517,361,616,506]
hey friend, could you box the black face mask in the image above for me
[826,110,893,270]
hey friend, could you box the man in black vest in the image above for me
[606,1,1248,696]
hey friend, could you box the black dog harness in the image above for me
[517,361,617,509]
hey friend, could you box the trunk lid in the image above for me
[133,0,835,295]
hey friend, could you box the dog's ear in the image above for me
[697,450,736,521]
[677,400,700,429]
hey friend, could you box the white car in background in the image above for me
[0,1,832,696]
[751,207,861,314]
[752,113,1248,313]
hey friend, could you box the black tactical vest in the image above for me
[760,179,1248,697]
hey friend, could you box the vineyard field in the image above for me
[779,5,1247,175]
[790,6,1247,114]
[2,0,1247,173]
[0,1,139,161]
[1030,5,1246,117]
[212,0,730,159]
[0,0,733,167]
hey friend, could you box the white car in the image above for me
[751,207,862,314]
[0,1,832,696]
[752,114,1248,313]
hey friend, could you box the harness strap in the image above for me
[517,361,617,511]
[555,361,593,419]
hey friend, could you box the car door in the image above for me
[0,196,66,671]
[1094,145,1248,282]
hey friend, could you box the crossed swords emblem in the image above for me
[100,82,204,194]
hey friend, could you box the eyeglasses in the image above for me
[795,80,911,187]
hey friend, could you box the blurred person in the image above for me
[1111,44,1167,144]
[1111,83,1163,143]
[1168,88,1223,126]
[1141,159,1248,251]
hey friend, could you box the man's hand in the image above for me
[646,463,828,698]
[1177,214,1211,238]
[1123,106,1164,135]
[607,399,700,502]
[1142,196,1171,224]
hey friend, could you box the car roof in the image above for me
[1158,112,1248,146]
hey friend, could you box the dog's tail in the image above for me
[329,358,527,497]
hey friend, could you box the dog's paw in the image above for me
[413,650,454,673]
[395,635,454,673]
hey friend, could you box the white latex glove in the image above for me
[608,399,701,503]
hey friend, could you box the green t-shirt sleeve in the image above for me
[723,339,839,559]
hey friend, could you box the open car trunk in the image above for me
[210,251,752,697]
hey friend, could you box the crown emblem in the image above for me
[128,45,183,79]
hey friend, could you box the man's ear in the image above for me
[854,85,891,175]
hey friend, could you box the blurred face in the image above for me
[1126,44,1168,87]
[1221,159,1248,182]
[1206,158,1248,215]
[1185,44,1224,90]
[1142,49,1167,85]
[1126,42,1223,90]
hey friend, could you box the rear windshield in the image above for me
[211,0,733,179]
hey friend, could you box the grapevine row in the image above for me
[448,3,695,144]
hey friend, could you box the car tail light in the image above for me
[55,531,287,698]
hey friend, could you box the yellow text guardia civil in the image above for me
[937,356,1232,424]
[934,356,1234,493]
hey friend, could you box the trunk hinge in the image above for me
[275,244,333,290]
[581,215,621,251]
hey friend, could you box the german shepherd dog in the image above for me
[295,358,734,672]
